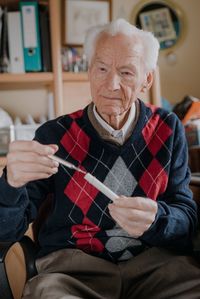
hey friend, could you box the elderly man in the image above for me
[0,19,200,298]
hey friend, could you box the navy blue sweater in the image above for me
[0,100,197,262]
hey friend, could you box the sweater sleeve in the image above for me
[0,126,52,242]
[140,116,197,251]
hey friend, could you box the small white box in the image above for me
[0,127,12,155]
[14,124,40,141]
[0,124,40,155]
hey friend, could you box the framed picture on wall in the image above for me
[64,0,111,46]
[130,0,186,50]
[139,7,176,43]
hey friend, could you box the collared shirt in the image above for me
[93,103,136,144]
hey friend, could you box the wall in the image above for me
[0,88,48,121]
[112,0,200,105]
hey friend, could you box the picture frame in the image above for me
[139,7,176,44]
[64,0,111,46]
[130,0,186,50]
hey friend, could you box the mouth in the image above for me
[102,95,121,100]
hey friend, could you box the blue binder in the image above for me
[19,1,42,72]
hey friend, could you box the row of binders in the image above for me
[0,0,52,73]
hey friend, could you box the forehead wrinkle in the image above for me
[91,33,145,72]
[97,32,144,52]
[95,57,109,64]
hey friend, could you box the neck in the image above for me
[100,109,130,130]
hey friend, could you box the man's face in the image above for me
[88,33,152,120]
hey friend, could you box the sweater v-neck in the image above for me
[82,99,149,154]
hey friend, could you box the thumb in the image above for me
[49,144,59,154]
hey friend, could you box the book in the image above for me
[39,4,52,72]
[7,11,25,73]
[20,0,42,72]
[0,7,3,44]
[0,7,10,73]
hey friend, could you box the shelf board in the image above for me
[0,156,6,166]
[0,73,88,85]
[0,73,54,85]
[63,72,88,82]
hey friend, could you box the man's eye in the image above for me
[99,67,107,72]
[121,71,132,76]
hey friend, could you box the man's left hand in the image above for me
[108,196,158,237]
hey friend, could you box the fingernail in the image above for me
[47,147,55,154]
[53,161,59,167]
[52,167,58,173]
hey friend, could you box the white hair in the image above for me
[84,18,160,72]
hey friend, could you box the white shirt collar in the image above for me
[93,103,136,140]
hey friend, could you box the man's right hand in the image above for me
[6,140,59,188]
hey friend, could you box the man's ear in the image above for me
[140,71,154,92]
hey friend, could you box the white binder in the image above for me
[7,12,25,73]
[0,7,3,43]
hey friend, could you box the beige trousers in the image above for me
[22,247,200,299]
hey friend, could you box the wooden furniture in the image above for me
[0,0,161,118]
[188,146,200,205]
[189,146,200,173]
[0,157,6,175]
[190,175,200,206]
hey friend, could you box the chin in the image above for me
[101,108,124,117]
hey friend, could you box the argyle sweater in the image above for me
[0,100,197,262]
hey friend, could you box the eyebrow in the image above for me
[95,58,109,66]
[95,57,139,73]
[95,60,136,70]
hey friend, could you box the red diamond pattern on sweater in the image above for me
[61,121,90,163]
[142,114,172,156]
[72,217,104,253]
[76,237,104,253]
[145,103,158,113]
[139,158,168,200]
[64,170,99,215]
[69,109,83,119]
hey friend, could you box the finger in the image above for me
[7,162,58,188]
[8,171,55,188]
[115,196,157,212]
[49,144,59,152]
[108,204,154,224]
[109,210,148,237]
[8,161,58,175]
[7,152,59,168]
[9,140,57,156]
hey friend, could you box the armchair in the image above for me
[0,235,38,299]
[0,195,53,299]
[0,188,200,299]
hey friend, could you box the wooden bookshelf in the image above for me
[0,72,89,84]
[0,0,63,116]
[63,72,88,82]
[0,156,6,175]
[0,73,53,85]
[0,156,6,165]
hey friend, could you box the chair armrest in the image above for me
[0,240,15,299]
[193,230,200,262]
[0,236,38,299]
[191,174,200,262]
[19,236,38,280]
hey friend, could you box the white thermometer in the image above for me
[49,155,118,202]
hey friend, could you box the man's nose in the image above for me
[106,72,121,91]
